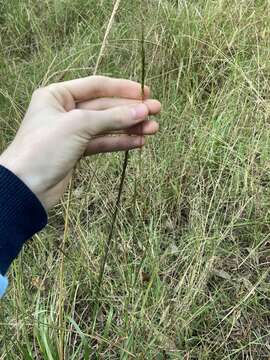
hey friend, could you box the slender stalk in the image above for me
[96,150,129,291]
[139,7,146,182]
[94,0,121,74]
[57,1,122,348]
[141,15,146,99]
[93,1,123,293]
[58,177,73,360]
[132,10,146,247]
[96,4,146,293]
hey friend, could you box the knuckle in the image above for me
[90,75,106,82]
[45,84,74,110]
[46,83,59,94]
[115,109,128,127]
[32,87,47,97]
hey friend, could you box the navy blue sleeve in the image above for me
[0,165,47,277]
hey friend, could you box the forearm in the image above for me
[0,165,47,297]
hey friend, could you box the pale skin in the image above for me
[0,76,161,210]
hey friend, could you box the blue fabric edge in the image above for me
[0,274,8,298]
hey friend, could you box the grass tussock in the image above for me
[1,0,270,358]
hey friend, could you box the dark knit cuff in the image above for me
[0,165,47,275]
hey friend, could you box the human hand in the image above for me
[0,76,161,210]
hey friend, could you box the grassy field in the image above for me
[1,0,270,358]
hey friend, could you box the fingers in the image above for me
[99,120,159,136]
[49,76,150,103]
[76,98,161,135]
[84,135,145,155]
[73,103,150,135]
[126,119,159,135]
[77,98,161,114]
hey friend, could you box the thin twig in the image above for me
[97,151,129,291]
[96,1,147,295]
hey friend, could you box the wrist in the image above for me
[0,150,47,211]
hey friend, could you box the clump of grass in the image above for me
[2,1,270,358]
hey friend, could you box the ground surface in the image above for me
[1,0,270,359]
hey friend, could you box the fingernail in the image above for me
[132,104,148,120]
[134,136,145,146]
[143,85,150,99]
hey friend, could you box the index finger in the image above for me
[53,76,150,102]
